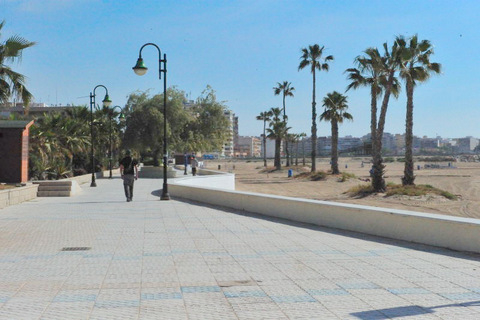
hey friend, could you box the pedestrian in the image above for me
[191,155,199,176]
[119,150,138,202]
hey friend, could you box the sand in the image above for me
[203,157,480,219]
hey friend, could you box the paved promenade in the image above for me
[1,176,480,319]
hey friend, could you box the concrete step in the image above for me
[34,180,81,197]
[38,185,72,192]
[37,191,72,197]
[33,181,73,186]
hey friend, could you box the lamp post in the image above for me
[89,85,112,187]
[184,153,188,175]
[108,106,124,179]
[132,43,170,200]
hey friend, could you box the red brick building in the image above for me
[0,120,34,183]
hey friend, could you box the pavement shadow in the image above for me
[151,189,162,197]
[351,301,480,319]
[64,201,127,204]
[173,197,480,262]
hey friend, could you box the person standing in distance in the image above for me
[119,150,138,202]
[191,155,199,176]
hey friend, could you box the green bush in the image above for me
[339,172,356,182]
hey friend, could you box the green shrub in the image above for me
[339,172,356,182]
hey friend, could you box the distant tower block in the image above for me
[0,120,34,183]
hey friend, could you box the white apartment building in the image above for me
[222,110,237,157]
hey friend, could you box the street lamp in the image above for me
[90,85,112,187]
[108,106,124,179]
[132,43,170,200]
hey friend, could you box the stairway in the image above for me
[34,180,81,197]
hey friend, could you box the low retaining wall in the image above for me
[139,166,176,178]
[173,168,235,190]
[0,184,38,209]
[68,170,110,185]
[169,182,480,254]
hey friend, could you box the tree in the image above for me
[0,20,36,109]
[346,43,400,192]
[320,92,353,174]
[191,86,230,153]
[122,86,230,163]
[298,44,334,172]
[397,35,441,185]
[273,81,295,166]
[29,107,90,179]
[298,132,307,166]
[266,107,289,170]
[256,110,273,167]
[123,91,165,165]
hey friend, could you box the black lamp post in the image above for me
[184,153,188,175]
[132,43,170,200]
[90,85,112,187]
[108,106,124,179]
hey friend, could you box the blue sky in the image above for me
[2,0,479,138]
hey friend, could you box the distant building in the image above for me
[222,109,236,157]
[455,136,479,153]
[235,136,261,158]
[0,102,77,118]
[262,138,284,158]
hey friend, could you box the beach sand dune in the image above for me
[204,158,480,219]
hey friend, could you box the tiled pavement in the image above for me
[1,176,480,319]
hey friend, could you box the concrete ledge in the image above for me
[0,184,39,209]
[139,166,176,178]
[169,182,480,254]
[174,169,235,190]
[67,170,110,185]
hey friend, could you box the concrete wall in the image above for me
[169,179,480,254]
[0,184,38,209]
[174,169,235,190]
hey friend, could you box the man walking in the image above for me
[119,150,138,202]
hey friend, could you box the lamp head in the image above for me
[133,57,148,76]
[102,94,112,107]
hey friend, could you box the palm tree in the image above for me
[397,35,441,185]
[266,107,289,170]
[256,110,273,167]
[285,133,297,165]
[320,92,353,174]
[273,81,295,166]
[298,132,307,166]
[345,43,400,192]
[298,44,334,172]
[0,20,36,109]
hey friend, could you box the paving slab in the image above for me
[0,175,479,319]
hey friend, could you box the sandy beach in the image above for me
[203,157,480,219]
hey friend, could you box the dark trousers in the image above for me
[123,174,135,200]
[192,167,197,176]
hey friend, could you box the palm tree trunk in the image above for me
[283,94,290,167]
[263,121,267,167]
[295,140,299,166]
[302,140,306,166]
[331,121,339,174]
[402,79,415,185]
[274,137,281,170]
[311,71,317,172]
[372,71,395,192]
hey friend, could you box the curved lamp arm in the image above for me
[132,43,165,79]
[92,85,112,107]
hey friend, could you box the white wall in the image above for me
[169,178,480,254]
